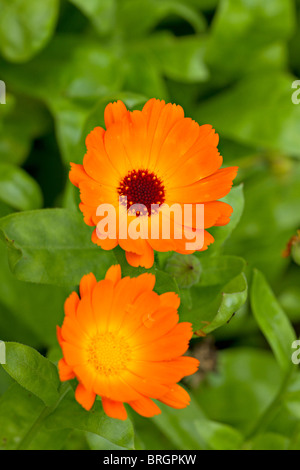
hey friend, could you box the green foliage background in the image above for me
[0,0,300,450]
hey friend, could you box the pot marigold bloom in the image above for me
[57,265,199,420]
[70,98,238,268]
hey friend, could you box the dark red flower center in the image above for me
[117,169,165,215]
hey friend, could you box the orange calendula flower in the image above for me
[70,98,238,268]
[57,265,199,420]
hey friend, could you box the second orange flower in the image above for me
[70,98,238,268]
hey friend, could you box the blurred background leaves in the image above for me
[0,0,300,450]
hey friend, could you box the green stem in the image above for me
[16,382,70,450]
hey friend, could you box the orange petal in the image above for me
[159,292,180,309]
[91,228,118,249]
[129,397,161,418]
[69,163,89,188]
[125,241,154,268]
[133,323,193,361]
[56,325,64,348]
[79,273,97,299]
[84,127,121,186]
[76,295,97,336]
[155,118,200,177]
[141,99,184,170]
[75,383,96,411]
[101,397,128,420]
[164,126,222,185]
[62,342,85,367]
[129,273,156,302]
[105,264,121,286]
[131,307,179,347]
[159,384,191,409]
[64,291,80,318]
[91,279,115,333]
[123,370,169,398]
[61,315,89,347]
[58,358,75,381]
[129,356,198,384]
[167,167,238,203]
[123,290,161,337]
[79,202,96,227]
[104,100,128,129]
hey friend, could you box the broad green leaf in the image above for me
[194,420,243,450]
[0,35,123,101]
[0,209,115,286]
[0,0,59,62]
[45,390,135,450]
[0,94,50,165]
[206,0,295,83]
[116,0,207,38]
[283,373,300,418]
[0,163,43,211]
[201,273,248,334]
[140,32,209,83]
[86,432,128,451]
[124,50,168,100]
[206,184,245,254]
[2,342,60,406]
[0,383,70,450]
[152,392,243,450]
[248,433,289,450]
[152,394,206,450]
[0,240,66,347]
[69,0,116,35]
[195,348,282,433]
[0,36,124,164]
[224,164,300,283]
[251,269,296,371]
[179,255,247,331]
[197,73,300,158]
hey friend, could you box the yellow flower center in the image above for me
[86,332,131,376]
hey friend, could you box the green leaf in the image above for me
[152,391,243,450]
[197,73,300,158]
[0,35,123,101]
[248,432,289,450]
[141,32,209,83]
[0,208,115,286]
[0,163,43,211]
[45,390,135,450]
[194,420,243,450]
[117,0,207,38]
[195,348,282,434]
[207,184,245,254]
[202,273,248,334]
[251,269,296,371]
[0,383,70,450]
[179,255,247,331]
[0,0,59,62]
[0,94,50,165]
[69,0,116,35]
[2,342,60,406]
[86,432,129,450]
[206,0,295,83]
[224,165,300,284]
[0,240,66,347]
